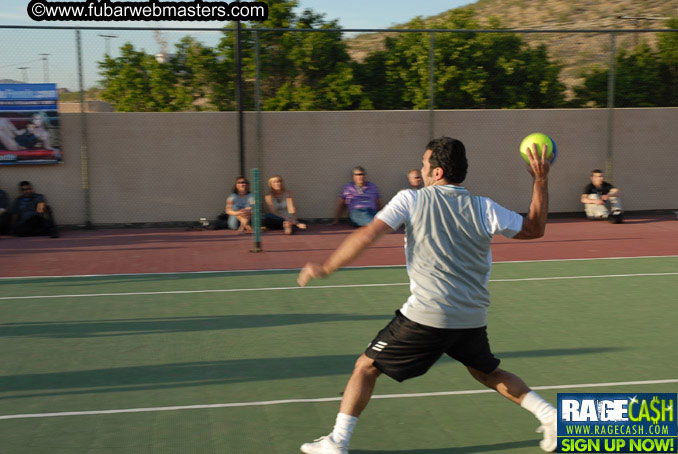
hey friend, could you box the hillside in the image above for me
[347,0,678,96]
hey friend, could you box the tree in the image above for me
[657,18,678,106]
[98,43,190,112]
[217,2,368,111]
[574,19,678,108]
[355,11,566,110]
[574,43,664,107]
[98,4,570,112]
[171,37,234,111]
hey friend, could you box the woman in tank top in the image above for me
[264,175,307,235]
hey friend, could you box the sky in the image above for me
[0,0,474,28]
[0,0,474,89]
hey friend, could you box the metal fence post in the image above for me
[429,32,436,140]
[235,17,245,176]
[76,29,92,228]
[606,32,616,181]
[255,30,262,173]
[253,30,263,253]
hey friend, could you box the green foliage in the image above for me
[97,2,569,111]
[98,43,175,112]
[355,12,566,109]
[218,4,368,111]
[573,19,678,107]
[98,38,232,112]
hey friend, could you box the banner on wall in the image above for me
[0,83,62,165]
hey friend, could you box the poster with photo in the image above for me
[0,83,62,165]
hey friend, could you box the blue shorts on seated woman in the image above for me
[349,208,377,227]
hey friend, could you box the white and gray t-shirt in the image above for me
[375,185,523,329]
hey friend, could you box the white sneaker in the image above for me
[300,435,348,454]
[536,411,557,452]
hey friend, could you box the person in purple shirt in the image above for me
[332,166,382,227]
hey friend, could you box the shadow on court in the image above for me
[0,347,626,400]
[351,439,540,453]
[0,269,302,288]
[0,313,391,338]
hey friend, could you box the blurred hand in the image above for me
[524,143,550,180]
[297,262,328,287]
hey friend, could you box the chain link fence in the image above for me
[0,25,677,227]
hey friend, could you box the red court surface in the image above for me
[1,214,677,278]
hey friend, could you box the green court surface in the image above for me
[0,257,677,453]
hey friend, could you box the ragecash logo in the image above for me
[558,393,677,453]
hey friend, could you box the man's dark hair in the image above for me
[426,137,468,184]
[590,169,603,175]
[19,181,31,188]
[352,166,365,175]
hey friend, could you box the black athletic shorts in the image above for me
[364,311,500,382]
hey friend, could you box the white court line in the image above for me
[1,378,676,420]
[1,272,678,301]
[1,255,677,280]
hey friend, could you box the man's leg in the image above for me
[339,354,382,416]
[0,212,11,235]
[43,206,59,237]
[467,366,529,403]
[301,354,381,454]
[13,217,43,236]
[608,196,623,213]
[467,367,557,452]
[584,194,609,219]
[227,215,239,230]
[607,196,624,223]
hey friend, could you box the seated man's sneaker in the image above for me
[300,435,348,454]
[536,411,557,452]
[608,211,624,224]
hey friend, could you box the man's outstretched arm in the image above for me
[513,143,550,240]
[297,219,393,286]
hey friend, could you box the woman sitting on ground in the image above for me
[264,175,306,235]
[225,176,254,232]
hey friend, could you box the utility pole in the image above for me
[98,33,118,56]
[39,53,50,82]
[17,66,29,83]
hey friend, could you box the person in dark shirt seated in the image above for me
[0,182,10,235]
[581,169,623,223]
[11,181,59,237]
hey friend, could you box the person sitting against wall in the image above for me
[581,169,624,223]
[0,181,11,235]
[264,175,307,235]
[225,176,255,232]
[332,166,382,227]
[406,169,422,190]
[11,181,58,237]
